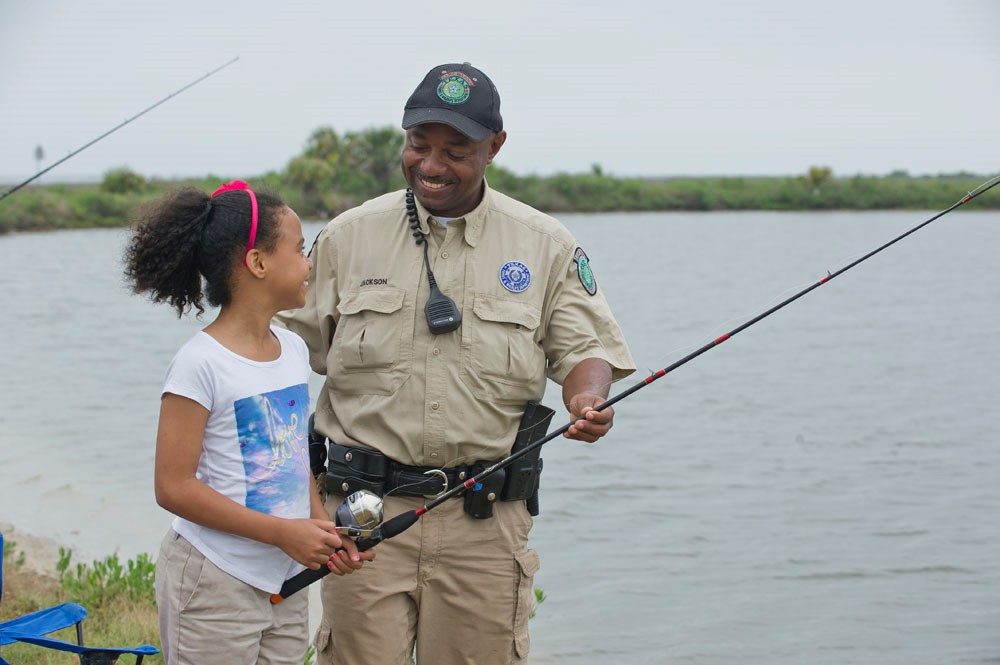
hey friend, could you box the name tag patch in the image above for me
[499,261,531,293]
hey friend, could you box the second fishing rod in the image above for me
[0,57,238,202]
[273,175,1000,603]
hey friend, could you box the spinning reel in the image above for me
[334,490,384,538]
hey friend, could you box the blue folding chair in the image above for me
[0,532,159,664]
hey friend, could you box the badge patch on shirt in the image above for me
[499,261,531,293]
[574,247,597,296]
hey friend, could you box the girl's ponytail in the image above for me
[124,185,285,317]
[125,188,213,317]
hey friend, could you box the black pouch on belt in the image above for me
[463,463,506,520]
[307,413,327,478]
[501,400,555,516]
[324,442,388,497]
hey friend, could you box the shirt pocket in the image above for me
[330,288,411,395]
[461,294,546,404]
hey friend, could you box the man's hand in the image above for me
[562,358,615,443]
[564,392,614,443]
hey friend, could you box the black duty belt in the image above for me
[318,401,552,518]
[325,441,470,499]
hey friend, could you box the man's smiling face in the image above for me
[401,123,506,218]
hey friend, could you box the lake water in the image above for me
[1,209,998,664]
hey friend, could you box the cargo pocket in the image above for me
[513,548,541,659]
[461,295,545,404]
[331,288,411,395]
[314,618,332,659]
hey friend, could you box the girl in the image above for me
[124,181,372,665]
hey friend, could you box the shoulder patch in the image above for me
[573,247,597,296]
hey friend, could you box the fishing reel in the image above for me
[334,490,384,538]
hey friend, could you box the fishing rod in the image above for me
[272,175,1000,604]
[0,57,239,202]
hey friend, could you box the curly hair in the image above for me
[124,186,286,317]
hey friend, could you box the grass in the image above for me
[2,538,547,664]
[1,539,161,664]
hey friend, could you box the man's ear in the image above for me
[486,130,507,165]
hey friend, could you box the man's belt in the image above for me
[325,441,470,499]
[319,401,553,516]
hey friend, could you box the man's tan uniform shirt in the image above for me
[277,184,635,467]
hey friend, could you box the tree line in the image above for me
[0,125,996,233]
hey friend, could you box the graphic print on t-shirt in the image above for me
[233,383,310,517]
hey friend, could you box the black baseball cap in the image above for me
[402,63,503,142]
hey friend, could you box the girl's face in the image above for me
[266,206,312,310]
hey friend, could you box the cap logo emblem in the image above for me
[499,261,531,293]
[437,71,475,105]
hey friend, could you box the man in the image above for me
[277,62,635,665]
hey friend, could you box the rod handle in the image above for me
[271,531,383,604]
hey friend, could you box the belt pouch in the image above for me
[307,414,328,477]
[500,401,555,515]
[325,442,388,497]
[463,464,507,520]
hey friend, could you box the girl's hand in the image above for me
[325,536,377,576]
[275,518,344,569]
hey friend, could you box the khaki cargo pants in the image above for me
[314,494,540,665]
[155,530,309,665]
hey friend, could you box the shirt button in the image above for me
[431,401,440,410]
[430,452,439,458]
[432,348,440,356]
[441,251,449,259]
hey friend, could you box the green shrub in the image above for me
[101,168,146,194]
[57,548,156,607]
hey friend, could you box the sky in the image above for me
[1,0,998,184]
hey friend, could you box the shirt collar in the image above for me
[409,181,490,248]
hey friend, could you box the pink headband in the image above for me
[211,180,258,266]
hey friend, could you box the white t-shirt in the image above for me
[162,326,312,593]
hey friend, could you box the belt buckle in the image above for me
[422,469,449,499]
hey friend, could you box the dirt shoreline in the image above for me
[1,522,64,578]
